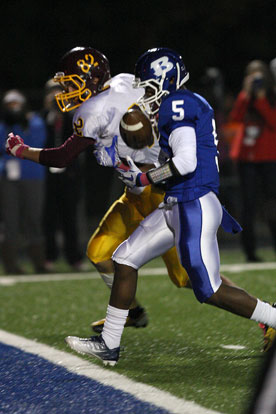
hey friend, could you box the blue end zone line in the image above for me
[0,330,222,414]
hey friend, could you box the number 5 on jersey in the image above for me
[172,100,184,121]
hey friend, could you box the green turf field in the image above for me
[0,247,275,414]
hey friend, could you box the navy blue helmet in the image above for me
[133,48,189,115]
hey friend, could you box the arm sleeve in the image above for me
[169,126,197,175]
[39,134,94,167]
[145,126,196,185]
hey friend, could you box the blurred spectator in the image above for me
[199,67,225,110]
[42,80,84,272]
[199,68,239,219]
[270,57,276,83]
[228,60,276,262]
[0,89,47,273]
[198,67,231,162]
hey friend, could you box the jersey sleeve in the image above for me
[158,92,198,137]
[39,134,93,167]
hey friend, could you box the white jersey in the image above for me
[72,73,161,165]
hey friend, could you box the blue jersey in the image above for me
[158,89,220,202]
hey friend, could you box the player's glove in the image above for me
[93,135,120,167]
[5,132,29,158]
[117,156,150,188]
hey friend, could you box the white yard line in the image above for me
[0,262,276,285]
[0,329,222,414]
[220,262,276,273]
[220,345,246,350]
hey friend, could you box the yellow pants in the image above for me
[87,185,189,288]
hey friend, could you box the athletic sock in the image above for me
[102,305,128,349]
[250,299,276,329]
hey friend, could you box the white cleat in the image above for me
[65,335,120,366]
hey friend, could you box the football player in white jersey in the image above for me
[5,46,192,330]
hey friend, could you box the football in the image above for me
[119,108,153,150]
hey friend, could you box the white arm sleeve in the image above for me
[169,126,197,175]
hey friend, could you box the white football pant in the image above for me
[112,191,223,303]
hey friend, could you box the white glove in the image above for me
[117,156,146,188]
[93,135,120,167]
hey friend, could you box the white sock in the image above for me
[102,305,128,349]
[250,299,276,329]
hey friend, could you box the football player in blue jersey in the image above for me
[65,48,276,365]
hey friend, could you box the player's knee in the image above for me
[113,260,137,282]
[192,285,216,304]
[114,260,133,273]
[204,284,226,306]
[205,292,218,305]
[92,259,114,275]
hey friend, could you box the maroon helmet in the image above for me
[54,46,111,112]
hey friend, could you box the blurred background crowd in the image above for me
[0,81,126,274]
[0,0,276,274]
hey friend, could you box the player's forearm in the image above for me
[39,134,94,167]
[21,147,42,163]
